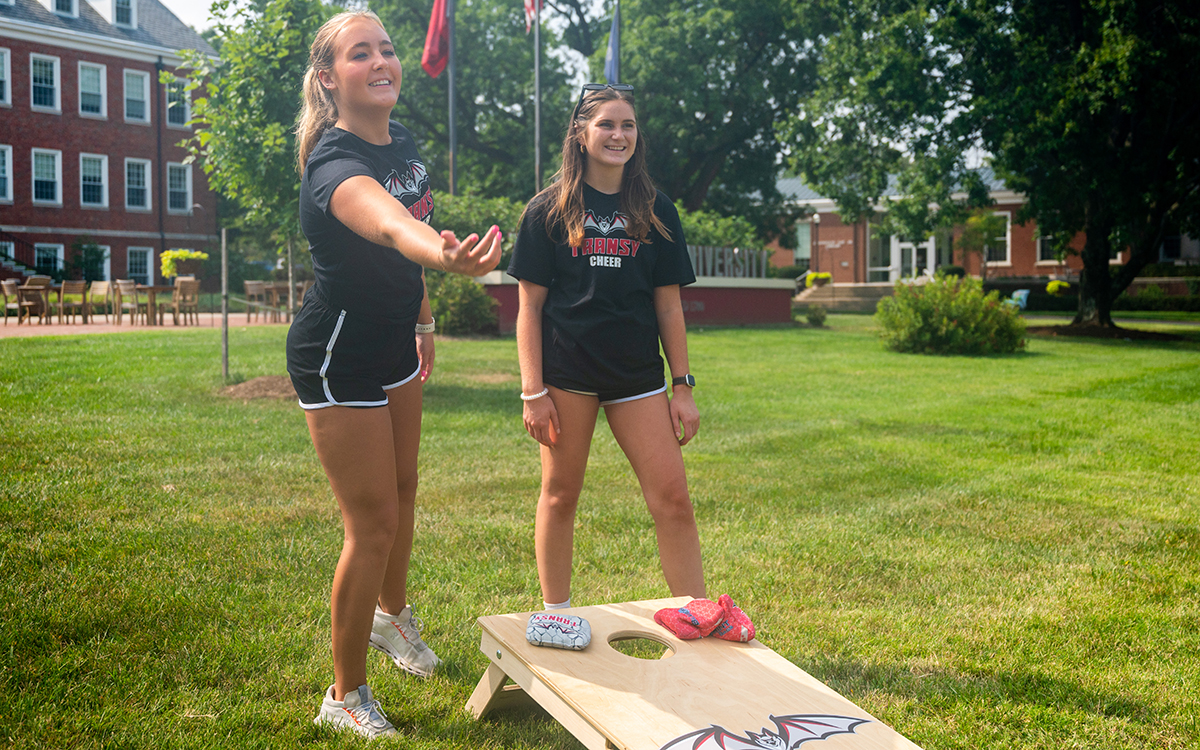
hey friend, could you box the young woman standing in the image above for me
[508,84,706,611]
[290,11,500,737]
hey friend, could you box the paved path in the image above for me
[0,312,289,338]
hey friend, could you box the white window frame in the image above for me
[1036,234,1060,266]
[31,147,62,206]
[30,53,61,114]
[114,0,136,28]
[49,0,78,17]
[0,48,11,108]
[166,162,192,214]
[79,153,109,209]
[165,78,190,128]
[0,144,12,203]
[126,246,152,285]
[984,211,1012,267]
[34,243,64,275]
[124,157,151,212]
[124,69,150,124]
[78,61,107,119]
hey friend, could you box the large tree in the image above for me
[782,0,1200,327]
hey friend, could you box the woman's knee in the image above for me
[343,502,400,555]
[538,487,580,517]
[646,481,695,525]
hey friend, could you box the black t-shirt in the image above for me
[299,122,434,322]
[507,184,695,391]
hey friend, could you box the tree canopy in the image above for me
[782,0,1200,326]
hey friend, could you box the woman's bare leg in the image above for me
[306,405,400,700]
[605,393,706,598]
[376,377,423,616]
[534,387,599,605]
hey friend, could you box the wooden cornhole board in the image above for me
[467,597,924,750]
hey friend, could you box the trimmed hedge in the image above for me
[876,275,1026,355]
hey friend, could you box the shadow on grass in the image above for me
[806,654,1150,721]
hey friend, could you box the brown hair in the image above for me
[530,87,670,247]
[295,10,386,174]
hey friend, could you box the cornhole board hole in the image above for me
[467,597,924,750]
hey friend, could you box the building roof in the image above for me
[777,167,1007,204]
[0,0,216,57]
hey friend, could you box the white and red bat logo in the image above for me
[583,210,629,236]
[384,161,429,200]
[658,714,870,750]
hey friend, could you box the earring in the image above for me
[580,144,586,153]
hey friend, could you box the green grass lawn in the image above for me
[2,316,1198,749]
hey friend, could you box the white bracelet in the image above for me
[520,387,549,401]
[415,318,435,334]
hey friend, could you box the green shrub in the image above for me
[431,191,525,270]
[876,275,1026,355]
[806,303,828,327]
[804,271,832,288]
[771,264,808,280]
[424,271,499,335]
[675,205,760,249]
[939,265,966,279]
[1046,279,1071,296]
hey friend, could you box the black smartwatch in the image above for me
[671,374,696,388]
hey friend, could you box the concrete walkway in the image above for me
[0,312,289,338]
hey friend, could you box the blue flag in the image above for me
[604,6,620,84]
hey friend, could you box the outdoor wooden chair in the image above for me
[114,279,147,325]
[243,280,267,323]
[86,281,112,324]
[159,277,201,326]
[1,279,21,325]
[51,280,88,324]
[19,276,53,324]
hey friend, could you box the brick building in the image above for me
[1,0,217,284]
[771,170,1200,283]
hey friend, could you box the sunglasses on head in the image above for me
[571,83,635,121]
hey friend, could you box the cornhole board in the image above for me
[467,597,924,750]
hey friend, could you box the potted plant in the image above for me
[160,249,209,280]
[805,271,832,288]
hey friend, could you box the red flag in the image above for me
[422,0,449,78]
[524,0,542,33]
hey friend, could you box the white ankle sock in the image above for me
[543,598,571,610]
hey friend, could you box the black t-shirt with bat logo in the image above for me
[300,121,433,322]
[508,183,695,393]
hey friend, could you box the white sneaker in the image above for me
[370,604,442,677]
[313,684,396,738]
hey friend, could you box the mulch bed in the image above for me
[1026,325,1185,342]
[220,375,297,400]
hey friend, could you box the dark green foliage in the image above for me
[67,236,107,282]
[940,265,966,279]
[676,205,761,249]
[772,265,809,280]
[431,191,525,270]
[806,303,828,327]
[425,271,499,335]
[876,275,1026,355]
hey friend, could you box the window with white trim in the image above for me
[167,163,191,213]
[124,69,149,123]
[79,62,107,117]
[985,212,1011,264]
[166,78,189,127]
[35,243,64,275]
[0,145,11,202]
[0,242,13,263]
[115,0,135,26]
[1037,235,1057,263]
[0,48,10,107]
[52,0,77,17]
[32,148,62,205]
[125,158,151,211]
[127,246,151,285]
[80,153,108,208]
[30,54,60,112]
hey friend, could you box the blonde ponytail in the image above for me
[295,10,385,173]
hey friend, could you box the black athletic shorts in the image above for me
[286,292,420,410]
[551,379,667,406]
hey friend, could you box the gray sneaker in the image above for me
[313,684,396,738]
[370,604,442,677]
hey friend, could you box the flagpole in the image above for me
[447,0,457,195]
[534,1,542,193]
[614,0,620,83]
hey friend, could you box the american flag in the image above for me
[524,0,542,33]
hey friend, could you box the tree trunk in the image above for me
[1073,212,1115,327]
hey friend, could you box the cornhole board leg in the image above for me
[466,597,924,750]
[468,630,616,749]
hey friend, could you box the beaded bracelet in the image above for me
[520,387,549,401]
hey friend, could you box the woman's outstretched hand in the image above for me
[439,225,502,277]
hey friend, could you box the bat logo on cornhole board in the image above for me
[658,714,870,750]
[384,161,429,200]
